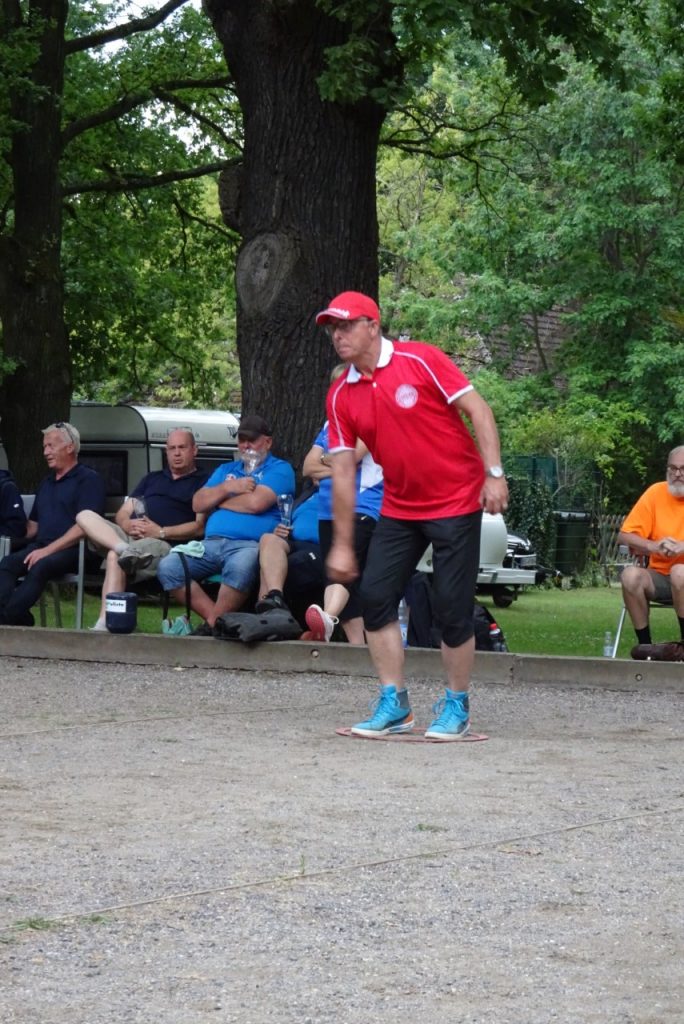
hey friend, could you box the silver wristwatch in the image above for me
[486,465,505,479]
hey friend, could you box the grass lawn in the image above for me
[478,584,678,658]
[34,582,680,658]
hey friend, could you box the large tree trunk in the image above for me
[0,0,70,490]
[206,0,393,470]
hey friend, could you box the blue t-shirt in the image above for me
[292,492,319,543]
[130,468,208,527]
[313,423,383,521]
[204,454,296,541]
[32,463,106,544]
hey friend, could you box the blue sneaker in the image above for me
[424,689,470,741]
[351,685,414,737]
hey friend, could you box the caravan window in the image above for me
[79,451,128,497]
[159,449,236,476]
[196,452,236,476]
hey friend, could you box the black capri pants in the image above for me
[359,510,482,647]
[318,514,377,623]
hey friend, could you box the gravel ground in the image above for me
[0,657,682,1024]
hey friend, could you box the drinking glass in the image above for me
[277,493,294,528]
[242,449,261,474]
[130,497,146,519]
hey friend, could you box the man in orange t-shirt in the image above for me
[617,445,684,646]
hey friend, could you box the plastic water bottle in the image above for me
[488,622,506,652]
[603,630,613,657]
[398,598,410,647]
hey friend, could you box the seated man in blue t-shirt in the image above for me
[158,414,295,633]
[76,428,209,631]
[0,422,106,626]
[256,488,325,626]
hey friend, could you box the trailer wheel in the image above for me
[492,588,515,608]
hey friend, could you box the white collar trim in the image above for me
[346,336,394,382]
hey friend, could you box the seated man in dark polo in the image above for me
[76,428,208,631]
[0,422,106,626]
[157,414,295,633]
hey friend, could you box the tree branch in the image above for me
[155,88,239,152]
[62,77,233,145]
[65,0,189,56]
[172,197,239,244]
[61,160,240,198]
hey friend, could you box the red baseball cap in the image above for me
[315,291,380,326]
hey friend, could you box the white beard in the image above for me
[667,480,684,498]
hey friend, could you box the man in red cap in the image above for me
[317,290,508,739]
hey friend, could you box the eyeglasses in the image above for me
[325,318,371,338]
[55,421,77,445]
[666,464,684,478]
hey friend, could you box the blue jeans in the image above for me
[157,536,259,593]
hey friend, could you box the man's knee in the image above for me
[76,510,94,530]
[441,617,475,647]
[359,578,395,632]
[621,565,651,597]
[670,564,684,592]
[157,554,185,590]
[259,534,285,558]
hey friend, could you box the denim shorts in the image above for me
[157,536,259,593]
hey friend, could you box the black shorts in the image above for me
[360,511,482,647]
[318,514,377,623]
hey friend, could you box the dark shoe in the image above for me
[254,590,289,614]
[631,640,684,661]
[2,610,35,627]
[191,621,215,637]
[117,545,154,575]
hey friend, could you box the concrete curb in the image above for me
[1,626,682,693]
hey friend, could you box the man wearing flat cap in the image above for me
[157,414,295,633]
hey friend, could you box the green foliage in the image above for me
[506,475,555,566]
[2,1,243,409]
[316,0,620,107]
[59,2,242,406]
[65,179,241,407]
[377,15,684,511]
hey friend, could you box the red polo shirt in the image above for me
[327,338,485,519]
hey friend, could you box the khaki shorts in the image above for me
[647,569,674,603]
[89,524,171,582]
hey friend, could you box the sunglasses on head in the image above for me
[55,421,77,444]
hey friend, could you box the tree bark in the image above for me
[0,0,70,489]
[206,0,392,470]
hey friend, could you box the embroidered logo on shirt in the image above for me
[395,384,418,408]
